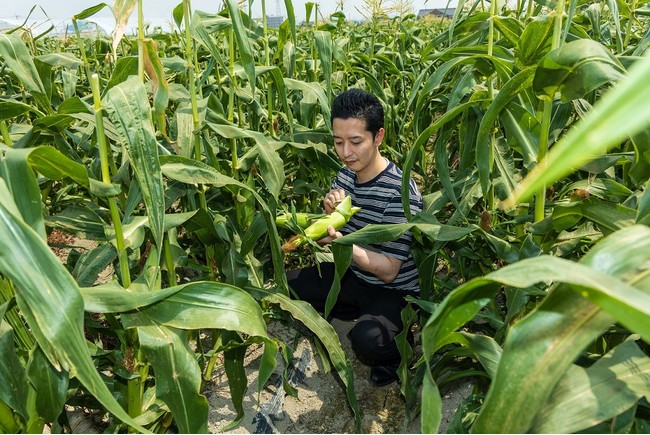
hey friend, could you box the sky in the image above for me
[2,0,453,29]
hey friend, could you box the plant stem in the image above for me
[71,17,93,83]
[486,0,497,211]
[90,74,131,288]
[534,0,565,223]
[0,400,20,433]
[0,121,12,146]
[137,0,144,81]
[261,0,275,137]
[163,232,177,286]
[182,0,208,211]
[623,0,638,49]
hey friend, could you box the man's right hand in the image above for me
[323,188,346,214]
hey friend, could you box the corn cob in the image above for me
[281,195,361,252]
[275,212,324,229]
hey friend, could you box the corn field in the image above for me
[1,0,650,432]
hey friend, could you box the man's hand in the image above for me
[324,188,346,214]
[316,225,341,246]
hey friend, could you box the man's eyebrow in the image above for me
[333,134,365,140]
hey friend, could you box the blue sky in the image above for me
[3,0,453,24]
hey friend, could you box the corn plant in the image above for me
[1,0,650,432]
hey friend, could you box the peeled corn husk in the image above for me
[281,195,361,252]
[275,212,324,229]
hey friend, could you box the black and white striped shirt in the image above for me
[332,161,422,293]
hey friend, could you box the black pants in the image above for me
[287,262,412,367]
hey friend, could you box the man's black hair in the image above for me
[331,88,384,137]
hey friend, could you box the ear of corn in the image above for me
[282,195,361,252]
[275,212,324,229]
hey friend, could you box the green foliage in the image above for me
[0,0,649,432]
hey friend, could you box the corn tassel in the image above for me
[282,196,361,252]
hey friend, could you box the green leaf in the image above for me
[224,0,256,93]
[550,198,636,234]
[284,78,332,131]
[160,156,288,293]
[104,76,165,259]
[533,39,626,102]
[0,180,146,432]
[421,370,442,434]
[0,146,46,240]
[0,34,49,112]
[532,340,650,433]
[26,347,68,423]
[138,325,209,433]
[314,31,333,101]
[0,98,39,120]
[73,243,117,287]
[476,67,536,196]
[262,291,361,432]
[36,52,82,69]
[507,52,650,207]
[119,282,268,339]
[205,123,285,198]
[222,332,247,431]
[72,3,109,20]
[45,205,107,241]
[438,331,502,378]
[0,319,29,421]
[472,225,650,433]
[142,39,170,135]
[515,14,554,67]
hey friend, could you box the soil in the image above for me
[49,233,474,434]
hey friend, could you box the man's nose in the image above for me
[341,143,353,157]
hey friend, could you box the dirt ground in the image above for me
[205,319,474,434]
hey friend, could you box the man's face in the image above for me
[333,117,384,181]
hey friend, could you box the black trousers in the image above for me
[287,262,412,367]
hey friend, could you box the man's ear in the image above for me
[374,127,385,147]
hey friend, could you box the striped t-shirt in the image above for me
[331,161,423,293]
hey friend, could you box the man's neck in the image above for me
[356,156,389,184]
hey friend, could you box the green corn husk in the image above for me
[275,212,324,229]
[281,196,361,253]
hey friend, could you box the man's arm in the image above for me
[324,226,403,284]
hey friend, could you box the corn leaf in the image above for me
[533,39,627,102]
[507,52,650,207]
[262,291,361,432]
[104,76,165,261]
[0,34,49,112]
[26,347,68,423]
[476,66,536,197]
[471,225,650,433]
[0,317,28,421]
[224,0,255,93]
[205,123,284,198]
[0,179,147,432]
[0,147,46,240]
[532,340,650,433]
[138,325,209,434]
[160,156,288,292]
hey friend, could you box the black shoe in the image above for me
[369,364,399,387]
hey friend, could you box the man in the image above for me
[287,88,423,386]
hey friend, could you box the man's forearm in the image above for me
[351,245,402,284]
